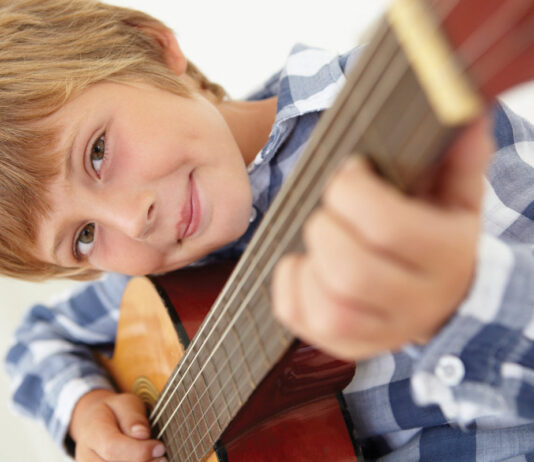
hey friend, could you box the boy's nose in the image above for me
[119,192,156,240]
[87,188,156,241]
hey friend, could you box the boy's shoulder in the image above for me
[245,44,365,104]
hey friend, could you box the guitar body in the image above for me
[100,261,359,462]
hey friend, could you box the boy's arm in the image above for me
[5,273,126,452]
[5,273,170,461]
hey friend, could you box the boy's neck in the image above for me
[216,96,278,166]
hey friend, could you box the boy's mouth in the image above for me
[176,171,200,241]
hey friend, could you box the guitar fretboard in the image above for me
[149,7,468,462]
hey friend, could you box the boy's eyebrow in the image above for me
[64,121,79,179]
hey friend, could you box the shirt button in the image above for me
[250,206,258,223]
[434,355,465,386]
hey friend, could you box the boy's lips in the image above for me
[177,172,201,241]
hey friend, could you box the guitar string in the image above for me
[148,0,465,429]
[151,0,459,431]
[169,31,434,462]
[155,0,494,452]
[179,42,433,462]
[149,13,394,429]
[152,18,396,437]
[180,50,444,462]
[148,18,391,426]
[154,2,528,458]
[154,2,460,454]
[159,27,407,460]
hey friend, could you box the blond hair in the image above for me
[0,0,226,281]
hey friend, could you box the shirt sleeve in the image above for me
[410,233,534,423]
[409,102,534,424]
[4,272,129,455]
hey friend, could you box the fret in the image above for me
[384,90,428,161]
[179,373,199,454]
[193,430,209,462]
[182,375,236,457]
[215,289,233,315]
[189,378,211,455]
[169,373,224,460]
[157,405,185,448]
[181,403,198,460]
[359,54,413,169]
[215,362,240,428]
[242,301,270,368]
[220,338,245,408]
[397,109,444,181]
[203,359,232,425]
[225,279,247,318]
[164,435,181,462]
[224,328,248,403]
[262,317,287,364]
[195,368,221,441]
[229,323,256,391]
[163,425,184,462]
[213,307,234,342]
[238,317,270,386]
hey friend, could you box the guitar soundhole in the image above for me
[132,376,160,411]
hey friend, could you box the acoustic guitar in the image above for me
[99,0,534,460]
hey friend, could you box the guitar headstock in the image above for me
[429,0,534,99]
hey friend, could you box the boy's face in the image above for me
[35,81,253,275]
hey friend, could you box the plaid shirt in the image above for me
[6,44,534,461]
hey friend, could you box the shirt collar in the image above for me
[274,43,347,123]
[247,44,347,171]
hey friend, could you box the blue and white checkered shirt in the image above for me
[6,44,534,461]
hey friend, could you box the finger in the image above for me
[434,115,494,210]
[303,208,422,311]
[107,394,151,440]
[90,412,166,462]
[272,254,387,360]
[323,156,451,267]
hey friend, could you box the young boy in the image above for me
[3,0,534,461]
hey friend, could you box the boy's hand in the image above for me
[272,117,494,361]
[69,389,167,462]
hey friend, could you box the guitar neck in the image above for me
[149,2,489,461]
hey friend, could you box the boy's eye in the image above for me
[90,134,106,175]
[75,223,96,259]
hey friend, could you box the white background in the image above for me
[0,1,533,461]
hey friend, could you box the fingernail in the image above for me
[153,444,166,458]
[131,424,149,437]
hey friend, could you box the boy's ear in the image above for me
[138,24,187,76]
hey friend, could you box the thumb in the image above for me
[108,393,152,440]
[435,114,495,210]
